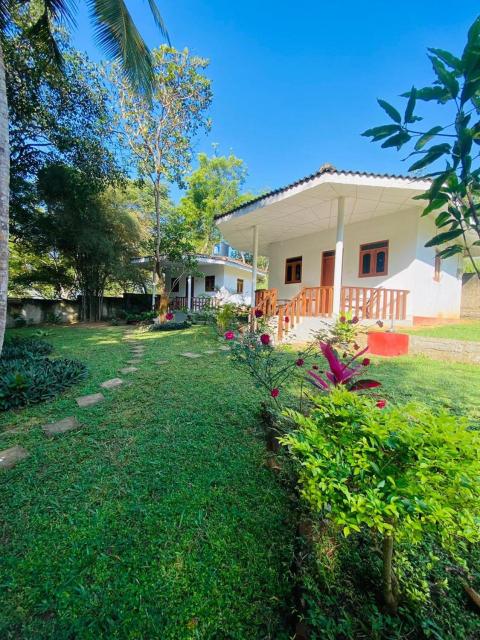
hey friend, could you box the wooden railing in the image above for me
[251,285,409,341]
[169,296,220,312]
[253,288,278,318]
[340,286,408,321]
[277,286,333,341]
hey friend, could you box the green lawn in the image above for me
[1,325,479,639]
[0,325,295,640]
[404,320,480,342]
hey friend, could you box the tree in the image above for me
[34,163,144,320]
[362,16,480,278]
[178,151,254,253]
[110,45,212,319]
[0,0,169,351]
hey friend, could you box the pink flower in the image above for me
[340,315,346,323]
[224,331,235,340]
[165,312,174,321]
[260,334,270,345]
[362,358,370,366]
[376,399,387,409]
[296,358,305,367]
[284,316,290,323]
[271,388,279,398]
[254,309,263,318]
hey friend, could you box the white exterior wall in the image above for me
[267,208,463,320]
[168,264,254,305]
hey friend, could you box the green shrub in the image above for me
[282,389,480,614]
[216,303,249,332]
[0,338,87,410]
[149,321,190,332]
[2,337,53,360]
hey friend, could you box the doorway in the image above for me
[321,250,335,287]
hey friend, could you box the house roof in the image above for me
[215,165,432,252]
[131,253,267,275]
[215,165,430,220]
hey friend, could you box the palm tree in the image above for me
[0,0,169,351]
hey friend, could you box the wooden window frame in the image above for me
[205,275,215,292]
[358,241,389,278]
[236,278,244,294]
[170,277,180,293]
[285,256,303,284]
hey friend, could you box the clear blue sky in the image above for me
[72,1,479,199]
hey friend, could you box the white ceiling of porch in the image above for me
[217,173,431,253]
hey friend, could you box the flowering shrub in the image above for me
[308,342,381,392]
[227,328,313,403]
[281,389,480,613]
[314,311,364,356]
[165,312,174,321]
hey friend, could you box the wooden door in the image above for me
[321,251,335,286]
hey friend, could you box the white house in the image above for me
[166,251,264,310]
[216,165,467,340]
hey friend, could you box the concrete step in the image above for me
[279,316,335,344]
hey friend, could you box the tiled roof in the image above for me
[214,165,428,221]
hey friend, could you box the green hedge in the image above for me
[149,321,191,332]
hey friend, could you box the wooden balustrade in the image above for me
[340,286,408,321]
[169,296,220,312]
[252,288,278,319]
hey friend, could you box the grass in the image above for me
[0,325,295,640]
[404,320,480,342]
[1,324,479,639]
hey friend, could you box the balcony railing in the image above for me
[169,296,220,312]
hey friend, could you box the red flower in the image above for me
[165,312,174,321]
[271,388,279,398]
[254,309,263,318]
[296,358,305,367]
[224,331,235,340]
[312,364,319,370]
[376,399,387,409]
[351,316,359,324]
[339,315,346,323]
[260,334,270,345]
[284,316,290,323]
[362,358,370,366]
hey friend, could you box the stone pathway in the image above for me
[100,378,124,390]
[120,366,138,374]
[76,392,105,408]
[180,352,202,359]
[156,360,169,365]
[42,417,82,437]
[0,445,29,469]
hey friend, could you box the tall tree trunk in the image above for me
[382,534,399,614]
[154,182,167,321]
[0,41,10,354]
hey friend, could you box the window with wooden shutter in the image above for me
[285,257,302,284]
[205,275,215,292]
[358,241,389,277]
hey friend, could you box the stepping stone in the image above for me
[0,445,29,469]
[218,346,230,351]
[42,416,82,437]
[180,352,202,359]
[203,350,216,354]
[127,359,142,365]
[77,393,104,408]
[120,367,138,374]
[156,360,169,365]
[101,378,124,390]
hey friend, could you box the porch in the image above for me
[254,285,409,341]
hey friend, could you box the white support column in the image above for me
[332,196,345,316]
[187,275,192,311]
[251,225,259,309]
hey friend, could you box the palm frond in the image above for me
[88,0,167,95]
[145,0,170,45]
[42,0,78,29]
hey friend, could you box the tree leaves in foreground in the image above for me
[362,15,480,277]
